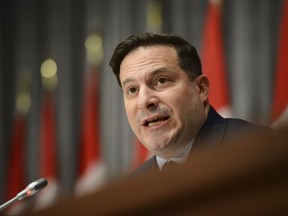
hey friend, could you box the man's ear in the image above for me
[195,75,209,101]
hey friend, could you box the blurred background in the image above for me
[0,0,287,213]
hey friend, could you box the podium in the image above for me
[20,127,288,215]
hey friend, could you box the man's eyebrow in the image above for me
[121,67,170,87]
[150,67,169,75]
[122,78,134,87]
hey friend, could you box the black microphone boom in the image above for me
[0,178,48,211]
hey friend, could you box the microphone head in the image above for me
[16,178,49,200]
[34,178,48,191]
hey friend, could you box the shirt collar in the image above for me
[156,140,194,171]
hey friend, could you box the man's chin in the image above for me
[145,142,169,155]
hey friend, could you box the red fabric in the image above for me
[202,0,230,111]
[6,114,26,199]
[78,67,100,177]
[40,92,57,179]
[132,139,150,169]
[271,0,288,121]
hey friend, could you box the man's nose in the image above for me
[137,88,159,111]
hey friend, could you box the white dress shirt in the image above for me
[156,140,194,171]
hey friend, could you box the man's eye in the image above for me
[128,87,137,94]
[156,77,168,85]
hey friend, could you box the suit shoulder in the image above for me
[224,118,273,140]
[226,118,271,131]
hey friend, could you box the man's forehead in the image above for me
[121,45,177,67]
[121,46,176,69]
[127,45,176,56]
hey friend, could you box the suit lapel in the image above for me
[192,106,228,151]
[129,156,159,177]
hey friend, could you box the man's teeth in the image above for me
[148,119,165,127]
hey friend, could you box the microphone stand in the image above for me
[0,178,48,212]
[0,197,18,211]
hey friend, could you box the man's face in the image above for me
[119,46,209,159]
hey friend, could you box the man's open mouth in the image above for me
[143,116,170,127]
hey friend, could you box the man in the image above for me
[109,33,269,176]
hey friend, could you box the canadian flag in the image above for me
[35,92,58,209]
[75,67,106,196]
[202,0,232,117]
[271,0,288,129]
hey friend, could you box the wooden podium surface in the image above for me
[20,128,288,216]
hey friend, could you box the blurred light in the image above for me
[41,58,57,78]
[16,71,32,114]
[85,34,102,52]
[16,92,31,114]
[147,0,162,32]
[85,33,103,65]
[40,58,58,91]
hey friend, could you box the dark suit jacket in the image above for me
[130,106,270,177]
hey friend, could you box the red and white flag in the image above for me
[202,0,232,117]
[271,0,288,129]
[75,67,106,196]
[35,92,58,209]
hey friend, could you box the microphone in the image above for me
[0,178,48,211]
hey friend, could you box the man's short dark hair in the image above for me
[109,33,202,87]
